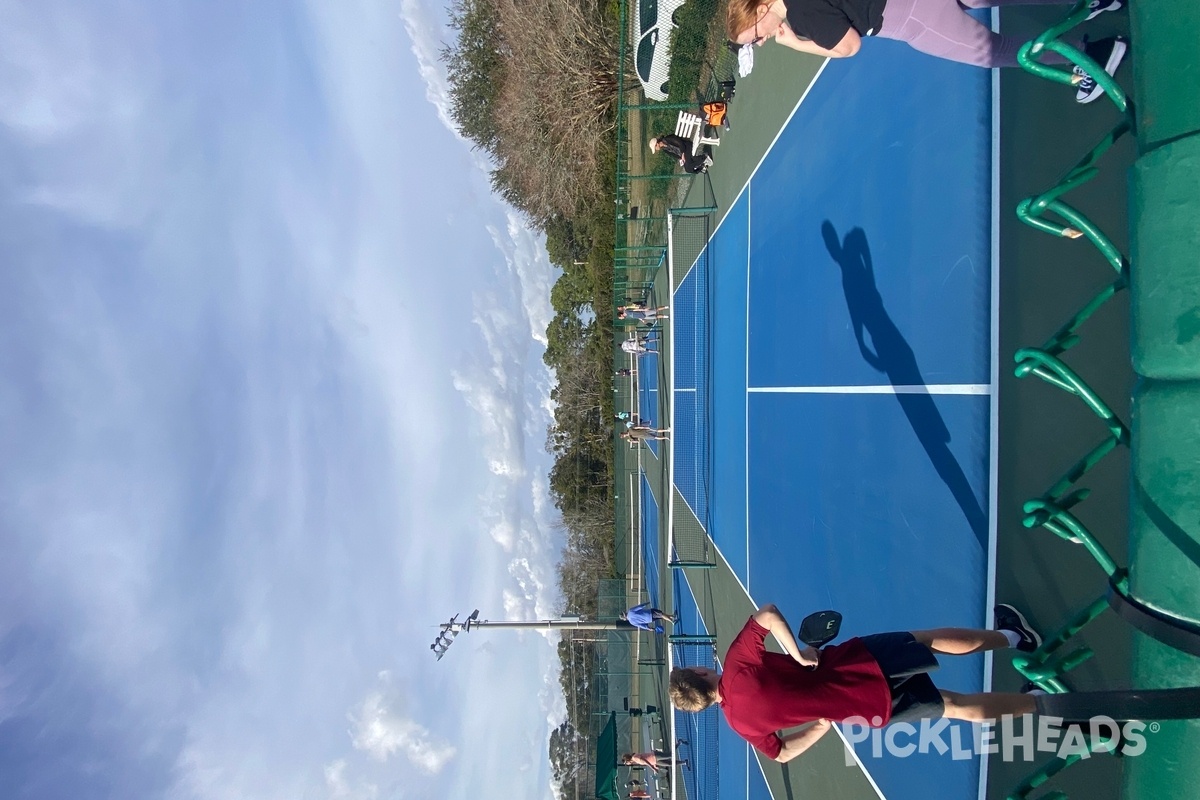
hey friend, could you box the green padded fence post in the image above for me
[1129,135,1200,379]
[1123,379,1200,799]
[1130,0,1200,152]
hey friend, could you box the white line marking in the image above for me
[980,11,1002,800]
[746,182,752,592]
[748,384,991,395]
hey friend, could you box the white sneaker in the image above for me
[1073,35,1128,104]
[1086,0,1122,21]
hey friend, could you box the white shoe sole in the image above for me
[997,603,1044,649]
[1086,0,1121,21]
[1077,39,1127,104]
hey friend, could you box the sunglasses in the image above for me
[750,17,765,45]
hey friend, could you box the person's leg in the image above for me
[959,0,1072,7]
[912,628,1009,654]
[961,0,1121,17]
[877,0,1074,67]
[941,689,1036,721]
[681,151,705,173]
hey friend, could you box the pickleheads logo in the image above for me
[839,715,1152,764]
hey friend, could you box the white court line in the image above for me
[980,10,1003,800]
[745,182,752,592]
[675,387,696,393]
[748,383,991,395]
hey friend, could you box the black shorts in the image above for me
[859,632,946,724]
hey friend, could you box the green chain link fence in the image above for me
[1006,3,1200,797]
[613,0,730,582]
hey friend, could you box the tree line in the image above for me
[441,0,624,789]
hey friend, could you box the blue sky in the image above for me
[0,1,566,798]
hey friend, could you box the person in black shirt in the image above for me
[726,0,1126,102]
[649,135,714,174]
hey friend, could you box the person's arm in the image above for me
[752,603,819,667]
[774,20,860,58]
[847,307,881,368]
[774,719,833,763]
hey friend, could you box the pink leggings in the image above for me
[877,0,1079,68]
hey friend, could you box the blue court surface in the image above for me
[667,39,995,800]
[672,578,720,800]
[637,330,663,456]
[641,473,663,606]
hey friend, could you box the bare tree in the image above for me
[489,0,622,222]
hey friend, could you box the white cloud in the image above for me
[324,760,379,800]
[396,0,459,137]
[0,2,569,800]
[486,211,559,344]
[350,674,457,773]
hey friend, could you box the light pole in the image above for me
[430,609,635,660]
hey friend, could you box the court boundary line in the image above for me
[667,212,679,800]
[979,10,1002,800]
[748,384,990,395]
[745,182,752,593]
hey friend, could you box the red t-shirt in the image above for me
[718,616,892,758]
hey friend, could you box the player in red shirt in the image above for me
[669,602,1042,762]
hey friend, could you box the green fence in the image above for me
[612,0,729,593]
[1005,3,1200,798]
[613,0,732,300]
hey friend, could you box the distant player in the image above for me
[621,427,670,443]
[618,304,670,323]
[622,749,689,770]
[621,603,678,633]
[621,336,656,356]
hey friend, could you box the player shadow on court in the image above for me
[821,221,987,548]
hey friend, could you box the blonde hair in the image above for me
[726,0,764,42]
[669,667,718,712]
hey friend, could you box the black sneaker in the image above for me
[1073,36,1128,104]
[995,604,1043,652]
[1085,0,1122,20]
